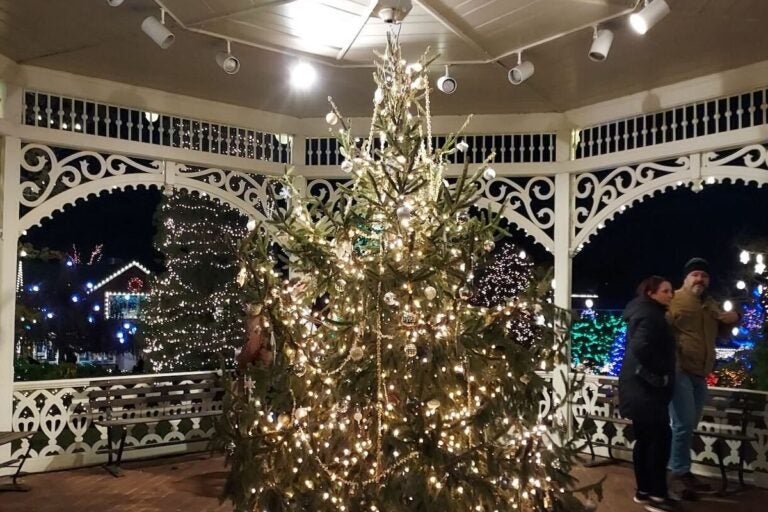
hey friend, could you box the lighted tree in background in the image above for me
[215,34,595,512]
[142,190,247,372]
[570,311,625,373]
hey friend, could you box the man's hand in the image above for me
[718,311,740,324]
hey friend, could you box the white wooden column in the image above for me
[552,131,574,438]
[0,136,21,445]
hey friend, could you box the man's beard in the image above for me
[691,283,707,296]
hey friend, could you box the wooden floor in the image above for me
[1,454,765,511]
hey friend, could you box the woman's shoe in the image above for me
[633,491,651,503]
[644,498,680,512]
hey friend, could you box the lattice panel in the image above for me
[23,90,292,164]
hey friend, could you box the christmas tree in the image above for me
[570,311,624,373]
[142,190,246,372]
[215,33,593,512]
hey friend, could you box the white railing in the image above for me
[11,371,220,473]
[573,374,768,487]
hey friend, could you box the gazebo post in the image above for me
[0,136,21,465]
[552,130,574,439]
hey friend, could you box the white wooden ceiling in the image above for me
[3,0,768,118]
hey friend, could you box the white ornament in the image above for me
[384,292,397,305]
[410,76,426,90]
[458,286,472,300]
[246,219,257,231]
[456,141,469,152]
[483,240,495,252]
[374,88,384,105]
[236,266,247,287]
[354,411,363,422]
[483,167,496,180]
[294,407,308,420]
[325,112,339,125]
[349,346,364,361]
[404,343,418,358]
[341,160,354,173]
[396,204,412,221]
[424,286,437,300]
[427,399,440,410]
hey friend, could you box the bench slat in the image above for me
[88,381,220,399]
[95,410,221,426]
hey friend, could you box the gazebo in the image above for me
[1,0,768,498]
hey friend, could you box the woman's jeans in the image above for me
[668,371,708,475]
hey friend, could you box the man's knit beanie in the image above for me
[683,257,710,277]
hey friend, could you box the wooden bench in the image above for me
[88,375,224,477]
[577,377,766,494]
[0,431,35,492]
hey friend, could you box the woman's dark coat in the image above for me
[618,296,677,419]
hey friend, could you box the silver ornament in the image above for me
[384,292,397,305]
[424,286,437,300]
[294,407,308,420]
[294,364,306,377]
[483,239,496,252]
[404,343,418,358]
[349,346,364,361]
[456,211,469,225]
[325,112,339,125]
[427,399,440,410]
[401,311,417,326]
[456,141,469,152]
[354,411,363,422]
[341,160,354,173]
[335,278,347,291]
[396,204,411,221]
[458,286,472,300]
[483,167,496,180]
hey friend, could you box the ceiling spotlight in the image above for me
[376,0,413,24]
[107,0,124,6]
[290,61,317,89]
[436,65,457,94]
[141,12,175,49]
[508,53,534,85]
[216,41,240,74]
[629,0,670,35]
[589,27,614,62]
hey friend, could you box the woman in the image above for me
[619,276,677,512]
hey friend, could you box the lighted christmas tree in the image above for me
[215,33,594,512]
[142,190,247,372]
[570,311,624,373]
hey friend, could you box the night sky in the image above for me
[21,183,768,310]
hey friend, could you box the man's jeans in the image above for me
[668,371,708,475]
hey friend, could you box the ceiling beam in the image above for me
[413,0,496,63]
[185,0,298,27]
[336,2,378,61]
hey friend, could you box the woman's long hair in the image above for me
[636,275,669,297]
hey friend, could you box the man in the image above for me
[666,257,739,499]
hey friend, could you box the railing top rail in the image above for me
[13,370,221,391]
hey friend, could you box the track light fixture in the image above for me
[106,0,124,6]
[589,27,614,62]
[141,10,175,49]
[508,53,534,85]
[436,65,457,94]
[216,41,240,75]
[375,0,413,24]
[629,0,670,35]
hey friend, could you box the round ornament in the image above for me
[294,407,308,420]
[293,364,307,377]
[354,411,363,422]
[341,160,354,173]
[483,239,496,252]
[349,346,364,361]
[396,204,412,221]
[384,292,398,305]
[456,141,469,153]
[337,401,349,414]
[278,414,291,427]
[427,399,440,410]
[458,286,472,300]
[404,343,418,358]
[424,286,437,300]
[336,278,347,291]
[456,211,469,225]
[325,112,339,125]
[483,167,496,180]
